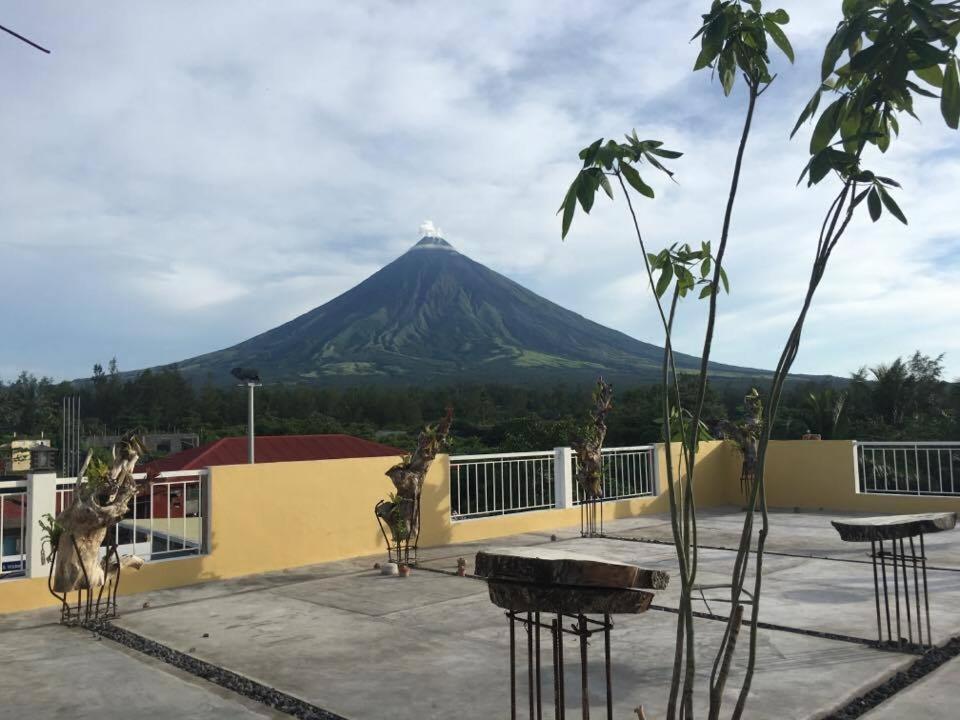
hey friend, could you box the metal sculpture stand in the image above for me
[868,536,931,649]
[476,548,668,719]
[47,526,123,626]
[374,497,421,566]
[580,495,604,539]
[832,512,956,650]
[506,609,614,720]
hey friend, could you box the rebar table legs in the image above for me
[508,611,614,719]
[870,533,932,649]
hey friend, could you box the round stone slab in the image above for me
[831,512,957,542]
[474,547,669,590]
[486,580,654,614]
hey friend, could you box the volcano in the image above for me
[171,232,772,386]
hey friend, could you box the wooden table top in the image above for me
[831,512,957,542]
[474,547,667,614]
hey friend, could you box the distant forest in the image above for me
[0,352,956,456]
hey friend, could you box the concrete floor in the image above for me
[0,625,283,719]
[1,507,957,719]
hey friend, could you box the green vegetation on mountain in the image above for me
[169,236,776,386]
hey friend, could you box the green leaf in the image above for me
[559,178,578,239]
[580,138,603,168]
[721,64,736,96]
[850,43,885,73]
[719,267,730,293]
[810,97,845,153]
[701,256,712,278]
[694,44,720,71]
[647,147,683,159]
[791,89,822,138]
[766,9,790,23]
[877,184,908,224]
[851,187,871,208]
[576,174,595,213]
[867,187,882,221]
[942,56,960,129]
[908,4,938,41]
[905,80,938,99]
[914,63,944,89]
[765,20,794,63]
[655,263,674,298]
[620,162,655,198]
[822,24,848,80]
[598,172,614,200]
[877,124,891,152]
[698,284,714,299]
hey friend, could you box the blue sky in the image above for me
[1,1,957,382]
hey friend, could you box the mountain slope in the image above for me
[173,235,772,386]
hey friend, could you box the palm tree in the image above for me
[869,359,912,427]
[801,389,847,439]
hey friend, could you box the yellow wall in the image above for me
[763,440,960,514]
[3,439,957,615]
[0,454,405,614]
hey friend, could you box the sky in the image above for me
[1,0,958,383]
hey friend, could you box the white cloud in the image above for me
[0,0,957,381]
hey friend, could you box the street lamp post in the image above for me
[230,368,262,464]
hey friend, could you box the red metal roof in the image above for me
[1,494,26,522]
[143,434,404,473]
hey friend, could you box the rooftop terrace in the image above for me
[2,440,959,718]
[3,506,960,719]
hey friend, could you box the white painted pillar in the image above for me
[25,472,57,578]
[553,447,574,509]
[652,443,664,496]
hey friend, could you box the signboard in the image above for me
[1,558,25,573]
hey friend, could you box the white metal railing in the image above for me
[856,442,960,496]
[55,470,207,561]
[449,451,555,520]
[0,481,28,579]
[573,445,657,504]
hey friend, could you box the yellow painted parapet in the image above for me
[763,440,960,514]
[3,439,957,615]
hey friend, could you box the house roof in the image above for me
[143,434,404,473]
[1,494,26,522]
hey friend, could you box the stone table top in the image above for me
[831,512,957,543]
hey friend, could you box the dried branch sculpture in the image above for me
[720,389,763,500]
[46,432,147,624]
[572,378,613,537]
[375,408,453,565]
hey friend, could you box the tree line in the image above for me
[0,351,955,457]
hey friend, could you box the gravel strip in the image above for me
[93,622,348,720]
[823,636,960,719]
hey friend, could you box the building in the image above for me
[0,437,57,475]
[144,433,403,474]
[141,434,404,520]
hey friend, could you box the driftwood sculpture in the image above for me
[720,389,763,500]
[572,378,613,537]
[375,408,453,565]
[46,432,147,623]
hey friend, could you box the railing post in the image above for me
[852,441,862,495]
[25,472,57,579]
[554,447,573,509]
